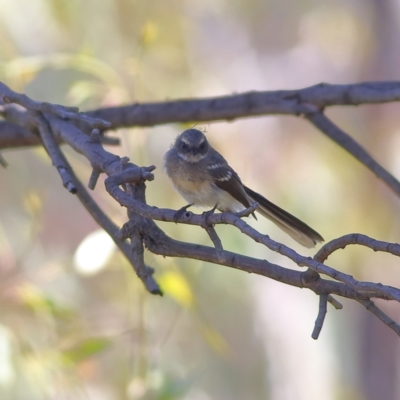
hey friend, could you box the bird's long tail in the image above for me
[244,186,324,248]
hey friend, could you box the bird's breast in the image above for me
[164,152,216,205]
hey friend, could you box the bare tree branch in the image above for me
[87,81,400,128]
[2,81,399,201]
[0,81,109,129]
[73,181,161,295]
[2,79,400,338]
[315,233,400,263]
[0,120,41,148]
[306,111,400,197]
[358,299,400,336]
[125,181,163,295]
[0,105,119,150]
[40,140,162,295]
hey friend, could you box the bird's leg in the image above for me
[202,204,218,226]
[174,203,193,223]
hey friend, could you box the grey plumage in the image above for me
[164,129,324,248]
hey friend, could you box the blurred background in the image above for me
[1,0,400,399]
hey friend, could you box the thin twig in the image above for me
[358,299,400,337]
[204,226,224,259]
[312,294,328,340]
[315,233,400,263]
[327,295,343,310]
[306,111,400,198]
[34,112,77,193]
[88,169,101,190]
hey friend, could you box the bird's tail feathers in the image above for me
[244,186,324,248]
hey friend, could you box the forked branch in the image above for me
[1,80,400,339]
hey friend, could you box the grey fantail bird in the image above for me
[164,129,324,248]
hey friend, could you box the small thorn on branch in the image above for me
[105,165,156,190]
[88,168,101,190]
[312,294,328,340]
[327,295,343,310]
[90,128,101,143]
[120,156,129,164]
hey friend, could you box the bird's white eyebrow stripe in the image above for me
[181,137,191,145]
[207,163,224,170]
[180,135,205,146]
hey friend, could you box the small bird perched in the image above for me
[164,129,324,248]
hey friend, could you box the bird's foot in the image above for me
[202,204,218,226]
[236,202,259,219]
[174,204,193,223]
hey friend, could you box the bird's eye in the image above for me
[181,142,188,150]
[199,142,205,151]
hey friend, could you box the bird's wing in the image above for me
[206,155,252,209]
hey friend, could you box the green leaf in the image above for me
[62,338,111,363]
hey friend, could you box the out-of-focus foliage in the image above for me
[1,0,400,399]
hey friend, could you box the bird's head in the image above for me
[174,129,210,163]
